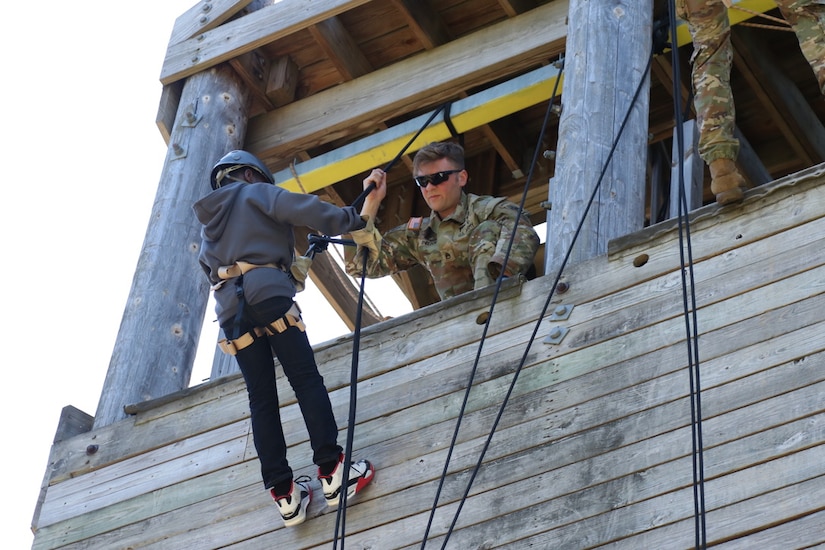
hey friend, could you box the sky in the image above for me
[1,2,411,547]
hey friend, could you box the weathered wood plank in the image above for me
[38,421,252,528]
[244,2,567,161]
[35,308,816,548]
[45,195,825,486]
[161,0,375,84]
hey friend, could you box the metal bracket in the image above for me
[171,142,187,160]
[180,102,202,128]
[543,325,569,345]
[548,304,574,321]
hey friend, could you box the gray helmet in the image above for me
[210,150,275,189]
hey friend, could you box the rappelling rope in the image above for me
[669,1,709,547]
[421,22,707,545]
[320,101,464,548]
[417,54,566,549]
[332,247,369,550]
[432,51,653,548]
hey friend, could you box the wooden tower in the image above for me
[32,1,825,548]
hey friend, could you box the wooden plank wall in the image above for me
[32,164,825,549]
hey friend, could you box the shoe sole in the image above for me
[325,461,375,508]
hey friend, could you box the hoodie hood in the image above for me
[192,182,244,242]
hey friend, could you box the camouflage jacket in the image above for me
[346,192,540,300]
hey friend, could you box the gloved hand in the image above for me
[349,215,382,262]
[290,255,313,293]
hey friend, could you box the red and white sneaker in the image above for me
[271,476,312,527]
[318,453,375,507]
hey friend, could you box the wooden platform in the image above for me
[31,163,825,548]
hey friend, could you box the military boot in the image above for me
[709,158,745,205]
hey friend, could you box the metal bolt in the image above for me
[86,445,99,455]
[556,282,569,294]
[549,327,562,339]
[543,150,556,160]
[554,305,567,316]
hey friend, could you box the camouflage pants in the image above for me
[677,0,825,163]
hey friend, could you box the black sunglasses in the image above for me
[413,169,463,188]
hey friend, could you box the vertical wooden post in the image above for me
[546,0,652,276]
[669,118,704,218]
[94,65,250,428]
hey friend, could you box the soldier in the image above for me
[193,150,375,527]
[346,141,540,300]
[677,0,825,204]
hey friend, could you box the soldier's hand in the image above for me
[290,255,312,293]
[360,168,386,218]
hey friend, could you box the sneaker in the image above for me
[271,475,312,527]
[318,453,375,507]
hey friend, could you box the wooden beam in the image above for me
[390,0,451,49]
[266,62,563,194]
[155,81,184,144]
[160,0,373,85]
[167,0,255,45]
[732,27,825,164]
[672,0,779,47]
[391,0,525,178]
[308,16,373,80]
[246,1,568,166]
[497,0,539,17]
[229,49,275,111]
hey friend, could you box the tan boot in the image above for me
[709,158,745,205]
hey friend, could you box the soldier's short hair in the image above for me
[413,141,465,172]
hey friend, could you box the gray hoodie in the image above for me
[193,181,366,325]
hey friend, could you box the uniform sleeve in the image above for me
[487,201,540,279]
[345,223,422,278]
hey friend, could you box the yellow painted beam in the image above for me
[673,0,778,46]
[274,64,565,193]
[274,0,775,194]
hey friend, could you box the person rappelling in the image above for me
[192,150,375,527]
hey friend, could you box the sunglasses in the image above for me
[413,169,463,188]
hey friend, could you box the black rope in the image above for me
[442,102,464,148]
[666,1,708,547]
[332,247,370,550]
[422,41,666,548]
[329,101,459,546]
[351,101,454,212]
[418,55,566,549]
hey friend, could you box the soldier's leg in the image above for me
[776,0,825,94]
[678,0,745,204]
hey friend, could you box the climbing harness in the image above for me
[217,302,305,355]
[212,260,305,355]
[210,261,285,290]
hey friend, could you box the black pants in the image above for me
[223,296,342,490]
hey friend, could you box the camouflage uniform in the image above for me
[345,192,540,301]
[677,0,825,164]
